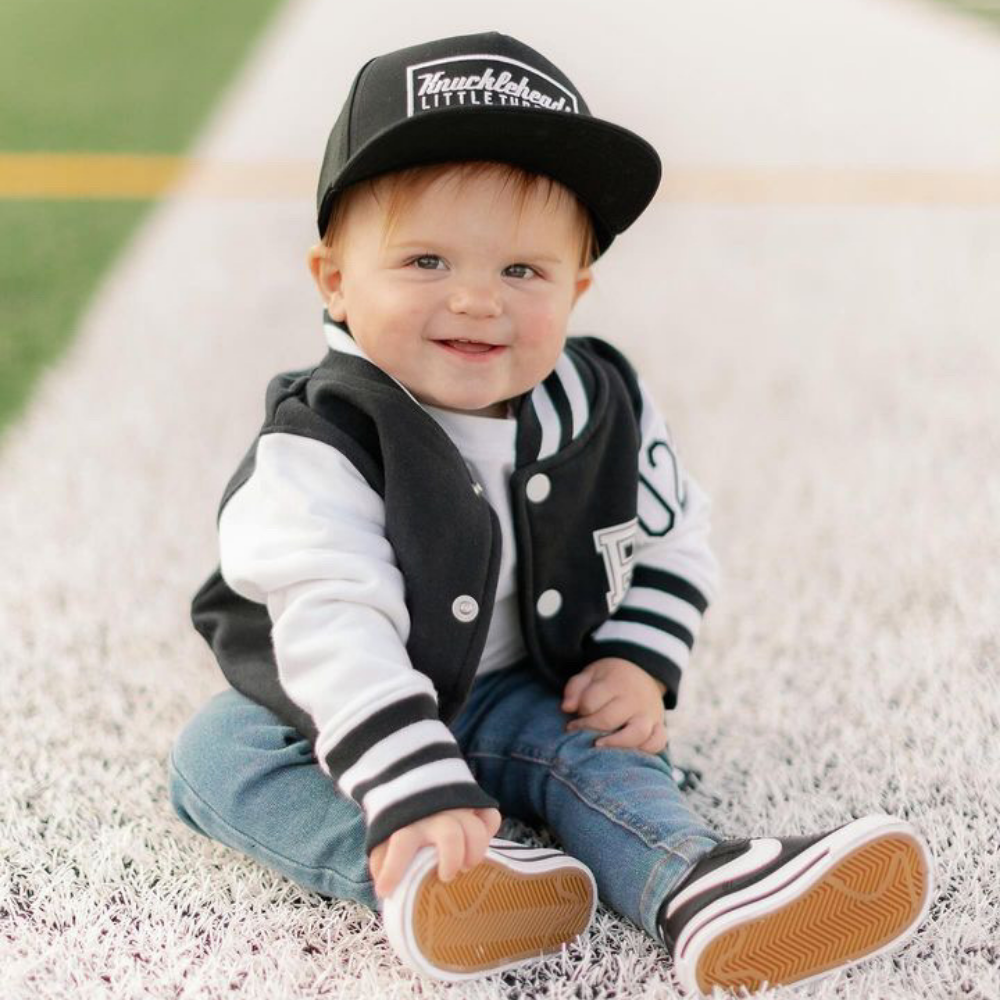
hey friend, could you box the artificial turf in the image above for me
[0,0,285,435]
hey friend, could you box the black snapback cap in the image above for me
[315,31,662,260]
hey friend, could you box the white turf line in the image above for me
[1,0,999,996]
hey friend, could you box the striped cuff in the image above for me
[321,692,498,855]
[586,567,710,710]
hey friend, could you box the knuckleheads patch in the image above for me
[405,54,579,117]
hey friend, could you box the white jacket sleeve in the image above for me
[218,431,493,851]
[588,376,721,707]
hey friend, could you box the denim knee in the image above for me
[167,686,326,832]
[167,687,377,908]
[168,756,207,837]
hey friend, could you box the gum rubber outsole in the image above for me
[695,833,929,994]
[410,859,594,974]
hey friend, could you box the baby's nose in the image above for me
[448,280,502,318]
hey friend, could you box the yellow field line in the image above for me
[1,153,1000,204]
[0,154,188,197]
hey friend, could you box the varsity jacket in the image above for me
[191,314,720,854]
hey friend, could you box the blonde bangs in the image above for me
[322,161,597,268]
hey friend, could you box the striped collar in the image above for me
[321,311,597,468]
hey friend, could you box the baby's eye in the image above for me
[410,254,445,270]
[504,263,539,280]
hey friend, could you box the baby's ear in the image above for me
[572,266,593,306]
[306,244,346,320]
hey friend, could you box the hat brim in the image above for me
[317,106,661,258]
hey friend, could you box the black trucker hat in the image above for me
[315,31,662,260]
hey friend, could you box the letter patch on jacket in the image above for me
[638,437,685,537]
[593,517,638,613]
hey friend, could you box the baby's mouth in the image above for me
[437,338,505,356]
[444,340,494,354]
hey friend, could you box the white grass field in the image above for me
[1,0,999,996]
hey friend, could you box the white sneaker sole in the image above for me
[382,838,597,982]
[673,815,934,996]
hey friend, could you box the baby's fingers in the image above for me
[639,721,669,754]
[369,842,387,882]
[595,716,657,750]
[561,665,595,713]
[566,698,629,735]
[459,814,493,873]
[373,830,420,898]
[434,825,466,883]
[475,807,503,839]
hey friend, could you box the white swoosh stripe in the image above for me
[666,838,783,919]
[554,353,589,439]
[532,382,562,460]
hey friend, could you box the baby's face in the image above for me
[311,170,592,417]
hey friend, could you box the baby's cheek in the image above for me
[524,314,567,360]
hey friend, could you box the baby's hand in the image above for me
[562,657,669,754]
[368,806,502,899]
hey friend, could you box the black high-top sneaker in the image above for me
[656,814,933,996]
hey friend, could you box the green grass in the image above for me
[930,0,1000,29]
[0,0,285,152]
[0,0,286,436]
[0,202,148,429]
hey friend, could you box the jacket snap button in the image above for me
[452,595,479,622]
[536,589,562,618]
[526,473,551,503]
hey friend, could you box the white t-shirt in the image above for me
[421,403,527,675]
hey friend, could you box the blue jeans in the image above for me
[168,659,721,941]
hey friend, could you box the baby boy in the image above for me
[170,31,933,996]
